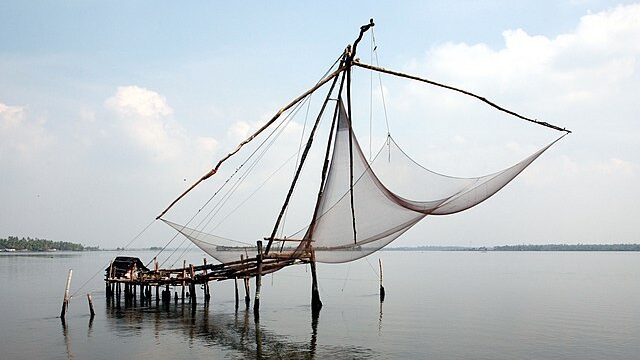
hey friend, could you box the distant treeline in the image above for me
[384,244,640,251]
[0,236,91,251]
[493,244,640,251]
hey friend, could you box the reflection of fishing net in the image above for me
[169,100,561,264]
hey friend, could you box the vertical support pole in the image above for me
[181,259,186,302]
[310,249,322,312]
[189,264,196,306]
[155,285,159,306]
[234,277,239,311]
[60,269,73,319]
[87,293,95,317]
[254,241,263,315]
[203,258,210,303]
[379,258,385,302]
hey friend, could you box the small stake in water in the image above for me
[60,269,73,319]
[87,293,95,317]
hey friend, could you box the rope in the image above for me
[159,55,343,267]
[371,28,391,135]
[69,218,155,298]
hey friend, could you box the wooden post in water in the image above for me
[203,258,210,303]
[87,293,95,317]
[234,277,239,311]
[189,264,197,305]
[310,249,322,312]
[241,255,250,309]
[60,269,73,319]
[254,241,263,314]
[181,259,186,302]
[379,258,385,302]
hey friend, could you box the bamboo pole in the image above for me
[60,269,73,319]
[265,69,342,255]
[353,62,571,133]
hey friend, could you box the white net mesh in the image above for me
[166,100,562,264]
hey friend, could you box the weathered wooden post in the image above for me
[254,241,263,315]
[87,293,95,317]
[181,259,186,302]
[379,258,385,302]
[189,264,197,306]
[234,277,239,311]
[60,269,73,320]
[203,258,210,303]
[310,249,322,312]
[241,255,250,309]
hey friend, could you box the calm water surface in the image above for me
[0,250,638,359]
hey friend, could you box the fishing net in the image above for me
[167,100,561,264]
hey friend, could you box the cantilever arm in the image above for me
[156,65,347,220]
[354,62,571,134]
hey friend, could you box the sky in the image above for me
[1,1,639,249]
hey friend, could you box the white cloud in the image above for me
[105,86,186,162]
[0,101,51,159]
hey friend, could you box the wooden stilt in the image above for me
[60,269,73,319]
[203,258,210,303]
[189,264,197,306]
[254,241,263,315]
[379,258,386,302]
[244,278,250,309]
[234,277,239,311]
[310,250,322,312]
[181,260,186,302]
[241,255,250,308]
[87,293,95,317]
[155,285,159,305]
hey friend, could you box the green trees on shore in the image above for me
[0,236,86,251]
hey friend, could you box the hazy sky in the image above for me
[1,1,638,248]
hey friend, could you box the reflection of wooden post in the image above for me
[379,258,385,302]
[60,269,73,319]
[87,293,95,317]
[254,241,263,314]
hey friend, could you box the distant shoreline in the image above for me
[384,244,640,252]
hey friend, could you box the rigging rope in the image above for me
[371,28,391,136]
[69,218,155,298]
[159,55,343,267]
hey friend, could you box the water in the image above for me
[1,250,639,359]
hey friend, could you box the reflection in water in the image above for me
[103,301,375,359]
[378,301,383,335]
[61,319,73,360]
